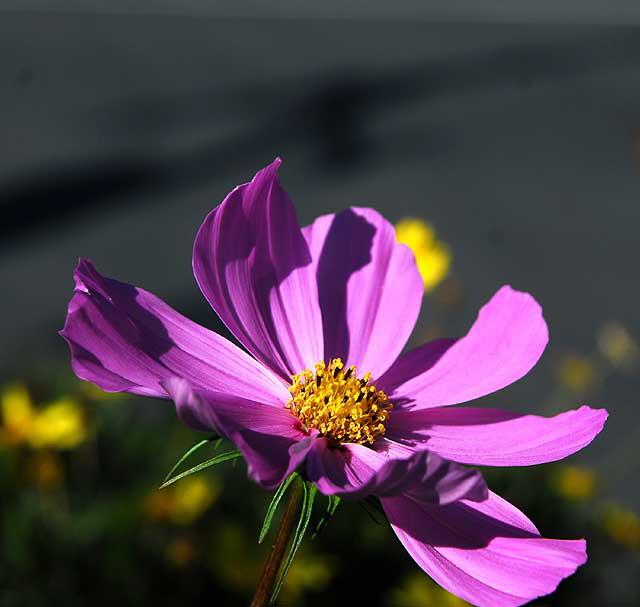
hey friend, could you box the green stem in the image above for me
[250,478,304,607]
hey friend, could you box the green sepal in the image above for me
[270,481,318,605]
[159,450,242,489]
[311,494,341,539]
[259,472,299,544]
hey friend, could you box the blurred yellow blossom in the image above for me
[387,573,470,606]
[0,383,34,445]
[1,384,87,450]
[170,476,219,524]
[558,353,597,393]
[601,503,640,550]
[281,552,333,603]
[147,476,220,525]
[28,398,86,450]
[395,218,451,292]
[597,322,639,369]
[550,465,596,500]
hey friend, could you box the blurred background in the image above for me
[1,3,639,605]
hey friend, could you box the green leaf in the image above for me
[211,437,223,451]
[159,450,242,489]
[162,439,211,486]
[259,472,298,544]
[311,494,341,539]
[270,481,318,605]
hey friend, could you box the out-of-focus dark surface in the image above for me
[1,7,639,606]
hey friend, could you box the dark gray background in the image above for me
[1,7,638,502]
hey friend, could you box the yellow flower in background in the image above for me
[280,553,333,604]
[550,465,596,500]
[558,353,597,394]
[395,218,451,292]
[387,573,470,606]
[170,476,219,524]
[147,476,220,525]
[0,383,87,450]
[28,398,86,450]
[0,383,34,445]
[597,322,639,369]
[601,503,640,550]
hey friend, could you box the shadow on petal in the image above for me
[314,210,376,363]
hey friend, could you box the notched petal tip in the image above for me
[390,404,609,468]
[382,284,550,409]
[72,258,93,292]
[246,156,284,190]
[269,155,283,170]
[490,284,547,335]
[192,157,324,379]
[302,206,424,378]
[61,259,289,402]
[383,491,589,607]
[584,404,609,425]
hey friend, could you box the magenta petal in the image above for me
[60,260,288,404]
[383,491,587,607]
[305,440,486,503]
[302,207,423,378]
[193,159,324,380]
[379,286,548,410]
[163,378,309,488]
[387,405,608,466]
[375,338,455,394]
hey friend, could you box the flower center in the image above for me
[286,358,393,446]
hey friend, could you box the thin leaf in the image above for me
[270,482,318,605]
[211,437,223,451]
[162,439,211,486]
[159,450,242,489]
[311,495,341,539]
[259,473,298,544]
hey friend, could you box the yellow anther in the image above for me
[286,358,393,446]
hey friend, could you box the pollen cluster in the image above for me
[286,358,392,446]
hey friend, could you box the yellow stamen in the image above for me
[286,358,392,446]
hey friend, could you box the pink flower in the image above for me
[61,159,607,607]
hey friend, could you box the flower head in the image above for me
[61,159,607,607]
[286,358,393,445]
